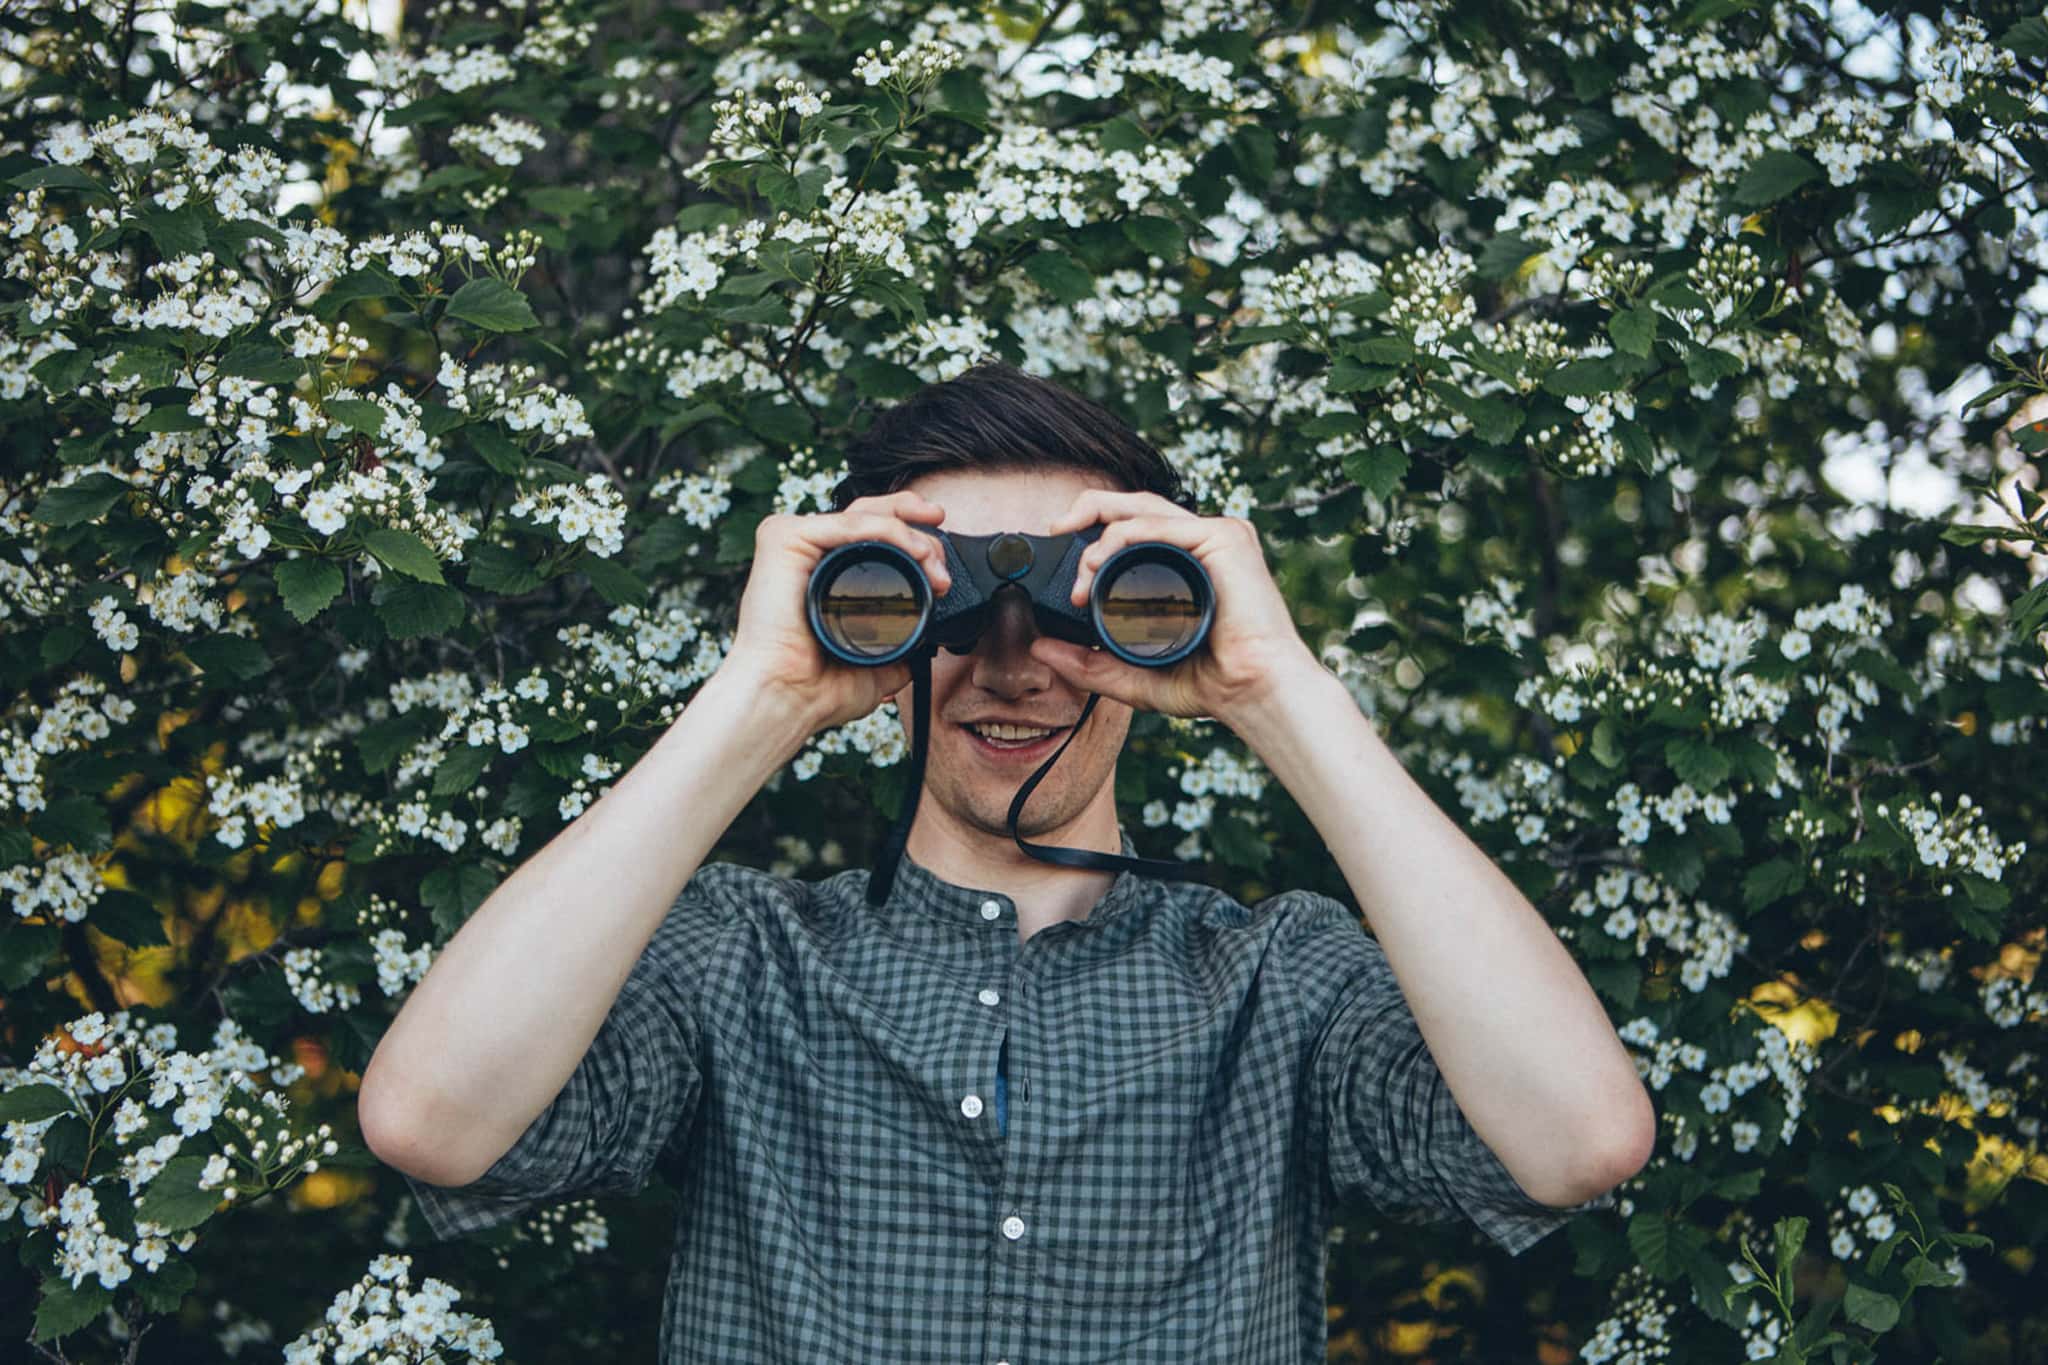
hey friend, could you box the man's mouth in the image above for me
[960,722,1073,760]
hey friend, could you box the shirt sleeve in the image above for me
[1290,893,1614,1256]
[398,866,738,1242]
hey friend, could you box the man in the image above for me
[359,361,1655,1362]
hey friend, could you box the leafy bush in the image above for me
[1,1,2043,1361]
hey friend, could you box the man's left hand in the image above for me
[1029,489,1322,725]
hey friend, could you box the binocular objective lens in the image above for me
[1099,560,1203,660]
[820,559,922,657]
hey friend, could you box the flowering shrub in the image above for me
[1,0,2044,1361]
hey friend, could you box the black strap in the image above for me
[866,649,932,907]
[1006,691,1208,881]
[866,649,1211,905]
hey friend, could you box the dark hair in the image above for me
[828,360,1195,513]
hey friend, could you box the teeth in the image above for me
[971,723,1056,741]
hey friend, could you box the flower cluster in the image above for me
[283,1253,503,1364]
[1,1012,333,1292]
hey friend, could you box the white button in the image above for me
[979,899,1001,920]
[1001,1214,1025,1240]
[961,1093,984,1118]
[978,987,1001,1006]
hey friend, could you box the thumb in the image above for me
[1031,638,1140,702]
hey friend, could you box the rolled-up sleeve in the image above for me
[1290,893,1613,1256]
[398,869,738,1242]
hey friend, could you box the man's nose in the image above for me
[970,589,1053,688]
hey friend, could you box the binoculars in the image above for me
[806,523,1214,670]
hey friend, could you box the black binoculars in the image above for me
[806,523,1214,670]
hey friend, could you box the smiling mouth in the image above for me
[959,724,1073,757]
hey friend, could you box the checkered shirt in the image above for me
[400,829,1610,1362]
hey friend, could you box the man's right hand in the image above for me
[719,489,954,735]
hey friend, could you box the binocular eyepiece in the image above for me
[806,523,1214,670]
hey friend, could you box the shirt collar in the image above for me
[876,826,1148,929]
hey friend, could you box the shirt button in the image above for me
[1001,1214,1025,1240]
[977,987,1001,1006]
[979,899,1001,920]
[961,1093,983,1118]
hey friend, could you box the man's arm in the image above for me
[357,662,815,1187]
[1225,659,1656,1209]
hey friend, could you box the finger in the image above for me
[844,488,945,522]
[1068,514,1231,606]
[810,511,953,594]
[1044,487,1194,536]
[1029,637,1154,711]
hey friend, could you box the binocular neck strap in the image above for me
[866,649,933,908]
[865,653,1212,908]
[1004,691,1209,882]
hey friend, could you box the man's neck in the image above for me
[903,813,1120,939]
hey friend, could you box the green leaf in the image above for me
[1773,1215,1809,1292]
[1588,717,1624,767]
[1743,857,1805,913]
[375,580,467,638]
[1584,961,1641,1008]
[1342,445,1409,500]
[444,277,540,332]
[1474,232,1539,281]
[1541,357,1632,397]
[1024,248,1096,305]
[32,473,131,528]
[431,744,493,799]
[32,347,95,394]
[363,528,446,584]
[0,1081,75,1123]
[183,633,273,681]
[324,398,387,438]
[91,888,168,947]
[466,425,527,475]
[1732,150,1821,206]
[1842,1282,1898,1332]
[420,861,500,937]
[1665,734,1732,790]
[1998,15,2048,58]
[1610,305,1658,358]
[0,922,59,991]
[1868,1226,1908,1276]
[463,541,547,596]
[1430,381,1523,445]
[579,553,649,608]
[11,165,114,196]
[134,1256,197,1314]
[136,1154,226,1232]
[1684,343,1746,387]
[1714,1168,1764,1201]
[1121,212,1186,262]
[133,204,210,257]
[1627,1212,1707,1280]
[1327,357,1399,394]
[275,558,346,624]
[1938,521,2022,547]
[33,1277,113,1345]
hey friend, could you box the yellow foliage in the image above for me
[1744,977,1839,1046]
[292,1169,372,1211]
[223,899,279,960]
[1381,1319,1439,1355]
[1420,1265,1481,1309]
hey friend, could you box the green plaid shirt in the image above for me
[401,829,1609,1362]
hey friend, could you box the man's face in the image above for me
[892,465,1135,845]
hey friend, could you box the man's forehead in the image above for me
[905,466,1123,535]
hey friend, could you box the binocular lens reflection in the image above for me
[819,559,922,656]
[1099,560,1203,659]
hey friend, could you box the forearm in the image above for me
[1227,660,1654,1206]
[358,662,819,1186]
